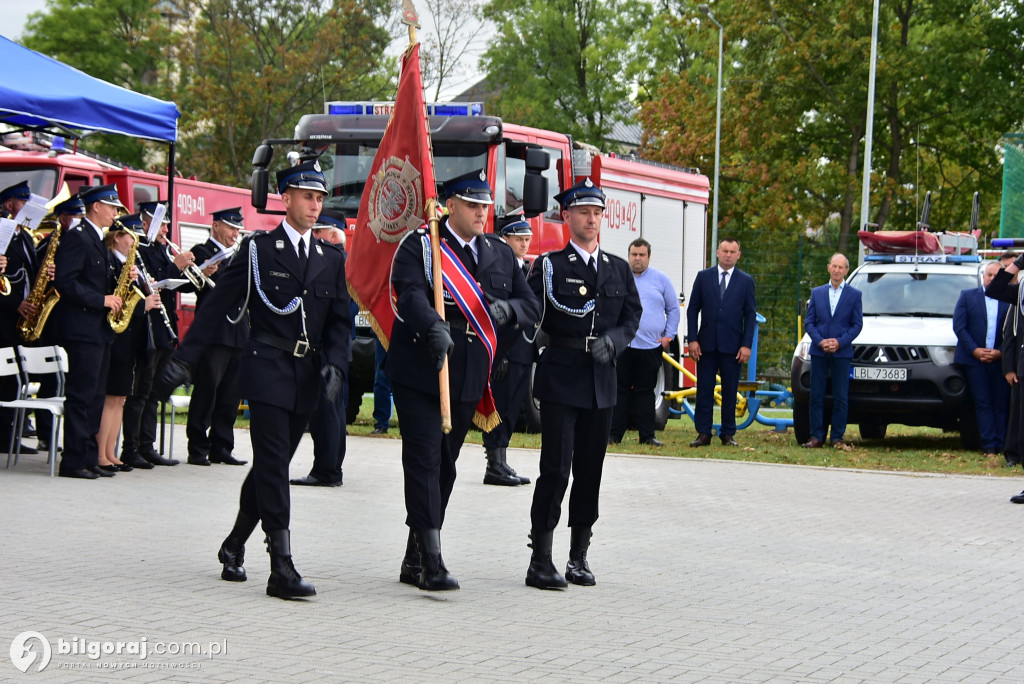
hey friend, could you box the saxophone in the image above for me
[17,214,62,342]
[107,228,145,334]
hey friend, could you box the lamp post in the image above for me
[698,4,723,265]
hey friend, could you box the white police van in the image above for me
[790,242,985,447]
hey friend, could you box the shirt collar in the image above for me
[569,240,599,265]
[281,220,308,255]
[829,280,846,292]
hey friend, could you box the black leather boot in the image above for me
[484,448,522,486]
[525,529,567,589]
[399,529,421,586]
[265,529,316,599]
[217,511,258,581]
[413,528,459,591]
[565,526,595,586]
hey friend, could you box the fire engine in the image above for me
[250,102,710,427]
[0,130,284,335]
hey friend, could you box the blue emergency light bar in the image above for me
[325,101,484,117]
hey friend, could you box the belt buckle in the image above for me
[292,339,310,358]
[584,336,598,353]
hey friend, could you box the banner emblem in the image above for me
[368,156,424,243]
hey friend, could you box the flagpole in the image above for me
[404,1,451,433]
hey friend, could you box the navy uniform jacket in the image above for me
[190,238,247,349]
[176,224,351,414]
[386,221,539,404]
[804,283,863,358]
[0,229,40,346]
[51,219,116,345]
[686,266,757,354]
[952,287,1008,366]
[528,245,641,410]
[501,259,536,366]
[137,241,190,349]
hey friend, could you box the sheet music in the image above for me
[197,248,234,271]
[13,194,48,230]
[152,278,191,291]
[0,218,16,254]
[146,204,166,243]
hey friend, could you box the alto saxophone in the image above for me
[17,214,63,342]
[108,228,145,334]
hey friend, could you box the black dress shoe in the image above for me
[17,442,38,455]
[290,475,342,487]
[640,438,664,447]
[371,426,388,435]
[37,439,62,453]
[115,463,134,472]
[23,419,36,437]
[141,451,179,466]
[121,454,155,470]
[1011,490,1024,504]
[210,452,248,466]
[188,455,211,466]
[58,468,99,480]
[801,437,824,448]
[720,436,739,446]
[689,433,712,448]
[91,466,116,477]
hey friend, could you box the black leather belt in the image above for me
[251,331,318,358]
[447,318,477,337]
[548,336,599,352]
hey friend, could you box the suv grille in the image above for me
[852,345,930,364]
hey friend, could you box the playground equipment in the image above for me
[664,313,794,434]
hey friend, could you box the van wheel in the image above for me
[859,419,887,440]
[654,362,669,431]
[792,398,810,445]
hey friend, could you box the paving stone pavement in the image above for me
[3,426,1024,683]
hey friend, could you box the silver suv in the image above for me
[790,258,984,446]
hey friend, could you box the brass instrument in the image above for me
[165,239,214,290]
[107,228,145,334]
[16,213,62,340]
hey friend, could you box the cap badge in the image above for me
[478,170,486,181]
[584,178,594,188]
[313,161,322,172]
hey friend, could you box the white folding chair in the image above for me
[8,345,67,477]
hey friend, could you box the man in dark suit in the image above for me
[157,160,351,599]
[52,184,128,479]
[387,170,539,591]
[524,178,641,590]
[480,215,535,487]
[955,261,1009,457]
[686,238,757,448]
[801,253,863,448]
[184,207,248,466]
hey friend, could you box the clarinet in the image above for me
[137,259,178,343]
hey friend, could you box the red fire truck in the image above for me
[0,130,284,335]
[251,102,710,427]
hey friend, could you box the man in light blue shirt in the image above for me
[610,238,680,446]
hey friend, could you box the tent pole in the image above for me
[167,142,175,232]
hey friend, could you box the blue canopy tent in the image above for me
[0,34,181,205]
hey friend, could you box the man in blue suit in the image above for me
[802,253,863,448]
[955,261,1010,457]
[686,238,757,447]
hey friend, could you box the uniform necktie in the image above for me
[463,243,477,273]
[298,238,307,275]
[720,270,727,296]
[588,256,597,276]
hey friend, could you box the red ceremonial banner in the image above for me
[346,43,436,347]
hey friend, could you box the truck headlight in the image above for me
[794,339,811,362]
[928,346,956,366]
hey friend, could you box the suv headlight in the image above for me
[793,339,811,362]
[928,346,956,366]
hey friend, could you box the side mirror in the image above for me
[521,148,550,218]
[251,168,269,211]
[252,144,273,167]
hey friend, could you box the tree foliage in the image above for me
[480,0,642,148]
[171,0,395,185]
[418,0,489,101]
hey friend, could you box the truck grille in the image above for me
[852,345,930,364]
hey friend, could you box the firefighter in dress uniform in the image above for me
[386,169,539,591]
[524,178,641,589]
[156,160,351,599]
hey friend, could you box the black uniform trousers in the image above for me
[61,341,111,471]
[306,372,348,484]
[610,346,663,442]
[482,359,531,450]
[122,345,173,457]
[392,383,477,530]
[186,344,240,459]
[531,399,611,531]
[239,401,310,531]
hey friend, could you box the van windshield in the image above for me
[850,270,980,317]
[0,168,58,198]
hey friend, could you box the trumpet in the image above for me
[165,239,214,291]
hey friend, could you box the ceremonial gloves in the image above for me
[591,336,616,365]
[153,357,192,402]
[426,320,454,371]
[321,364,344,403]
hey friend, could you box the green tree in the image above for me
[172,0,395,186]
[22,0,173,167]
[480,0,642,148]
